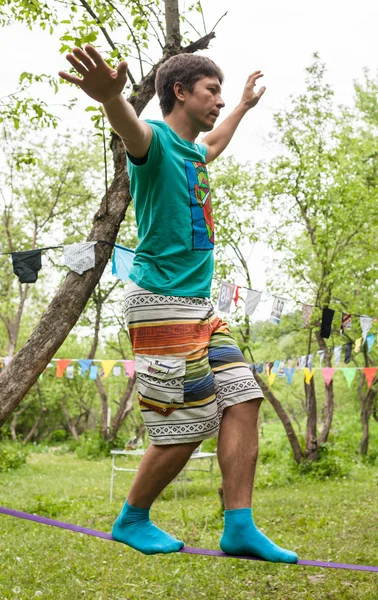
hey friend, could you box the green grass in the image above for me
[0,451,377,600]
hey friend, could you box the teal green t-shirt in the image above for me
[127,120,215,298]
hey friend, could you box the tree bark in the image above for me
[62,397,79,441]
[0,29,216,427]
[254,372,303,464]
[316,330,334,445]
[110,375,136,439]
[304,377,318,460]
[22,406,46,444]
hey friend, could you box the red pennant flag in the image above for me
[363,367,377,389]
[322,367,335,386]
[56,359,71,378]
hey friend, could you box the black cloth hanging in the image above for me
[11,249,42,283]
[320,307,335,339]
[344,342,352,364]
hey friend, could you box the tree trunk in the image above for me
[111,375,136,440]
[304,377,318,460]
[61,397,79,441]
[316,330,334,445]
[22,406,46,444]
[254,373,303,464]
[0,30,215,428]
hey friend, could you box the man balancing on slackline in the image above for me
[59,45,298,563]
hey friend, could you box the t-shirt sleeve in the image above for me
[195,142,208,162]
[127,121,164,168]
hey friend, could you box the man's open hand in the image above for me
[240,71,266,110]
[58,45,128,104]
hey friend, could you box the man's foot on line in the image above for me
[111,500,184,555]
[220,508,298,564]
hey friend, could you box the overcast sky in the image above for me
[0,0,377,319]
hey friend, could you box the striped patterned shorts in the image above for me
[125,282,263,445]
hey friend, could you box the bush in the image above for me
[48,429,67,443]
[74,430,125,460]
[0,442,28,472]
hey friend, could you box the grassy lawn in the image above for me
[0,451,377,600]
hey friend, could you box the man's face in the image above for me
[184,76,225,132]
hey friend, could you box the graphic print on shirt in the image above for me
[184,160,215,250]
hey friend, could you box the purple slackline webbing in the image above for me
[1,506,377,573]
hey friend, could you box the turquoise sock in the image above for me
[111,501,184,555]
[220,508,298,564]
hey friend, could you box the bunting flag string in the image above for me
[0,357,136,380]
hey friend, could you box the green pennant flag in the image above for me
[342,368,357,388]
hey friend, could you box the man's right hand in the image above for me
[58,45,128,104]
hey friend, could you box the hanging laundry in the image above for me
[363,367,377,389]
[3,356,12,366]
[12,249,42,283]
[307,354,314,370]
[367,334,375,353]
[340,313,352,334]
[272,360,280,374]
[320,307,335,339]
[123,360,135,378]
[89,365,98,380]
[344,342,352,364]
[354,338,362,353]
[360,316,373,343]
[342,368,356,388]
[284,367,295,385]
[56,359,71,378]
[233,286,241,307]
[270,297,285,325]
[64,242,96,275]
[317,350,325,368]
[218,281,236,314]
[256,362,264,374]
[245,290,261,317]
[334,346,342,366]
[101,360,117,378]
[322,368,335,386]
[79,359,92,375]
[302,304,313,328]
[66,365,74,379]
[112,244,135,282]
[113,365,122,376]
[303,367,315,384]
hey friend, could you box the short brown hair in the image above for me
[155,53,224,116]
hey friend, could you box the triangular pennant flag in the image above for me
[66,364,74,379]
[322,367,335,386]
[354,338,362,353]
[334,346,342,366]
[360,316,373,343]
[245,290,261,317]
[363,367,377,389]
[79,359,92,375]
[366,334,375,353]
[101,360,117,378]
[113,365,121,376]
[270,297,285,325]
[302,304,313,328]
[268,372,276,387]
[112,244,135,282]
[303,367,315,384]
[89,365,98,380]
[56,359,71,378]
[342,368,356,388]
[123,360,135,378]
[284,367,295,385]
[218,281,236,314]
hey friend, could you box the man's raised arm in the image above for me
[202,71,266,164]
[59,45,152,158]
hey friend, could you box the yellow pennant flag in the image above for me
[354,338,362,353]
[303,367,315,384]
[101,360,117,378]
[268,372,276,387]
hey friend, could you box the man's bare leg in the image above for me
[217,399,298,563]
[112,441,199,554]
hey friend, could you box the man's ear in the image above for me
[173,81,186,103]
